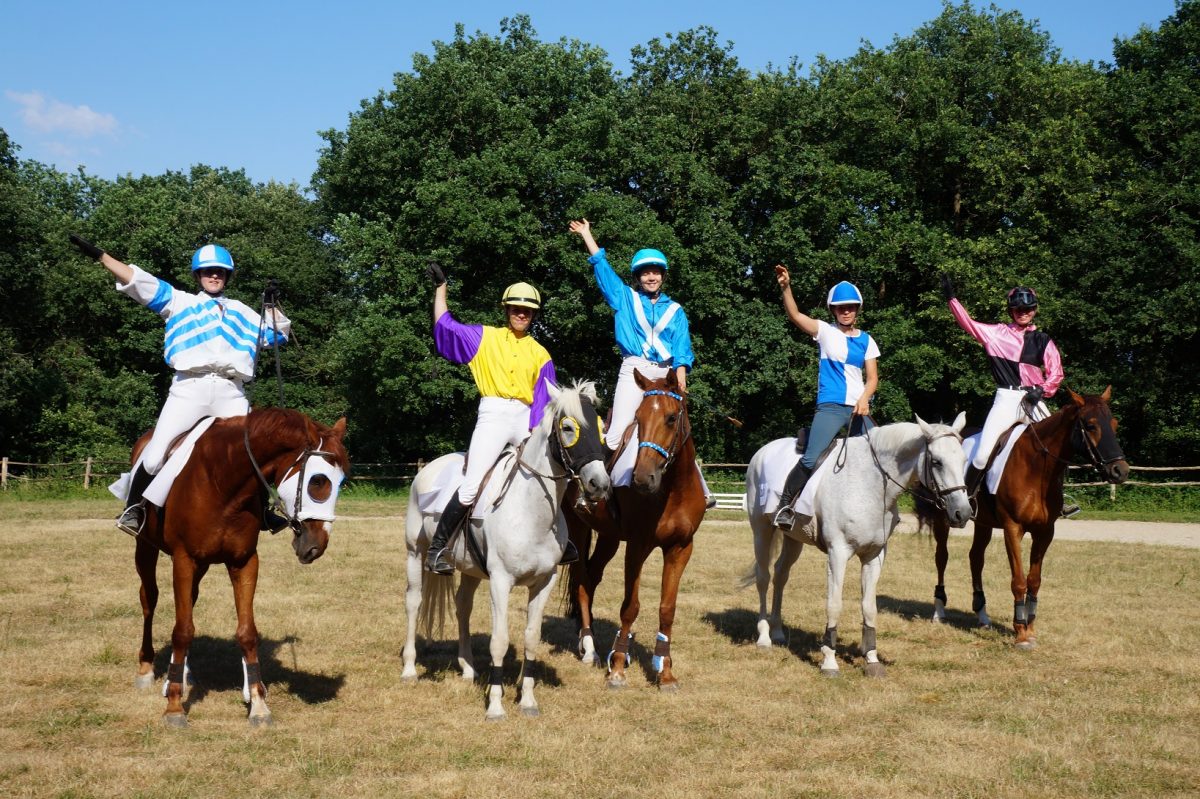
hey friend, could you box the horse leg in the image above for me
[860,546,887,678]
[932,516,950,623]
[134,540,160,690]
[769,536,804,646]
[485,573,515,721]
[456,574,482,680]
[1024,525,1056,647]
[654,539,695,691]
[576,531,619,666]
[821,543,851,677]
[607,540,652,689]
[1000,520,1034,649]
[163,555,200,727]
[517,571,557,717]
[968,520,993,628]
[227,554,271,727]
[401,546,424,681]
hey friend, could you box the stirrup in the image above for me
[115,504,144,538]
[773,506,796,532]
[558,539,580,566]
[424,547,454,575]
[264,509,291,534]
[1061,503,1081,519]
[705,494,717,510]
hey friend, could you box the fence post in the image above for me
[1110,483,1117,502]
[1,457,6,490]
[84,457,93,490]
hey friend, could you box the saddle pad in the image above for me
[754,437,834,519]
[963,425,1027,494]
[414,449,515,520]
[108,417,218,505]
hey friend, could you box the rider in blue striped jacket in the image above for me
[70,235,289,537]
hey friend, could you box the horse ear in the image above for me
[665,368,679,388]
[915,414,933,438]
[1101,385,1112,403]
[633,369,649,390]
[951,411,967,434]
[1069,387,1086,407]
[578,380,598,405]
[331,417,347,439]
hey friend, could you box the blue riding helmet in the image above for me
[191,244,235,272]
[826,281,863,307]
[630,248,668,274]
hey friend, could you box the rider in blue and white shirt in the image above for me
[568,218,694,451]
[772,265,880,531]
[69,235,289,536]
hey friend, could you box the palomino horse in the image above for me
[403,380,609,720]
[565,369,706,690]
[919,387,1128,649]
[743,415,972,676]
[131,408,349,727]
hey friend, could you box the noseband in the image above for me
[1072,414,1126,471]
[637,389,690,466]
[244,427,340,536]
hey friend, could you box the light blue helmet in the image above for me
[191,244,235,272]
[826,281,863,307]
[630,248,668,274]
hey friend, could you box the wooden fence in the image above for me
[3,456,1198,502]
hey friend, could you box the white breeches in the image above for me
[460,397,531,504]
[608,357,670,451]
[140,373,249,474]
[973,387,1050,469]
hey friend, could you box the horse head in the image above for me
[1068,386,1129,484]
[544,380,610,502]
[916,412,973,528]
[630,368,690,495]
[254,412,350,565]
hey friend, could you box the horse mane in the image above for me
[547,380,599,428]
[245,407,350,470]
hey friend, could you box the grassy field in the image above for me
[1,496,1197,798]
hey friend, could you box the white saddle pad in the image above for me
[414,449,515,520]
[754,437,835,519]
[108,417,218,505]
[963,425,1027,494]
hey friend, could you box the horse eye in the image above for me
[307,474,332,503]
[667,414,678,426]
[932,459,942,469]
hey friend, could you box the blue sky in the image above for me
[1,1,1180,189]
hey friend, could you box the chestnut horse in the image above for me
[918,388,1128,649]
[130,407,349,727]
[565,369,706,690]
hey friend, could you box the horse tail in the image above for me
[417,573,455,640]
[736,525,781,590]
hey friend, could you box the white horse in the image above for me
[743,415,972,677]
[402,380,610,719]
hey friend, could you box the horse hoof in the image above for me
[606,676,627,690]
[658,681,680,694]
[249,714,274,728]
[520,706,541,718]
[485,712,506,722]
[1015,639,1036,651]
[399,673,418,684]
[755,639,773,649]
[161,713,187,728]
[579,651,598,666]
[134,673,155,691]
[820,668,841,679]
[863,662,887,679]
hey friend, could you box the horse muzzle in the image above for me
[578,461,612,502]
[292,519,330,564]
[1105,460,1130,485]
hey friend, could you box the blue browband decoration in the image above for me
[643,390,684,402]
[639,441,671,458]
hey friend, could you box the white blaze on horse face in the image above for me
[276,456,345,522]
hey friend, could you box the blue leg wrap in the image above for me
[651,632,670,673]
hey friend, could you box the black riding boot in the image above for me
[772,462,813,531]
[964,464,985,497]
[116,464,154,537]
[559,539,580,565]
[425,493,470,575]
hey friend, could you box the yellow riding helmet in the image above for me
[500,282,542,309]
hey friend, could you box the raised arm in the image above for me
[427,261,449,323]
[568,218,600,256]
[70,234,134,284]
[775,265,819,338]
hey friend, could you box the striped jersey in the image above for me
[433,312,558,428]
[588,249,695,370]
[948,299,1063,395]
[117,264,289,381]
[813,320,880,406]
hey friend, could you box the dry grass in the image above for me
[1,498,1197,798]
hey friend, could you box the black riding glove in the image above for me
[69,233,105,260]
[1023,385,1044,405]
[262,279,281,306]
[426,261,447,287]
[940,274,956,301]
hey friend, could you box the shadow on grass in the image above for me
[152,634,346,708]
[413,631,565,688]
[877,592,1013,638]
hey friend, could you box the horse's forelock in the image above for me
[549,380,597,428]
[247,408,351,470]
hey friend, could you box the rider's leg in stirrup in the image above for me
[426,493,470,575]
[116,464,154,537]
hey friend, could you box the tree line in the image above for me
[1,2,1196,466]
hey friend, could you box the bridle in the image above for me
[636,389,691,467]
[244,426,341,536]
[501,403,606,503]
[865,423,966,511]
[1021,400,1126,474]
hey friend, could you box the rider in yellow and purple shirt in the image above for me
[424,262,567,574]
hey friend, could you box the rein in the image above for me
[865,425,966,510]
[243,426,339,536]
[1020,399,1125,474]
